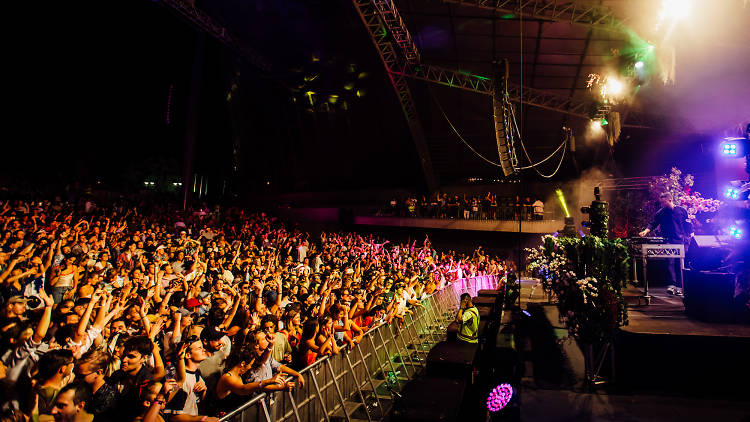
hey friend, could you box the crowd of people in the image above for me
[0,197,511,421]
[383,194,545,221]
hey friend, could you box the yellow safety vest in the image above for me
[457,306,479,343]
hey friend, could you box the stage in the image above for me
[622,286,750,338]
[617,286,750,398]
[521,280,750,399]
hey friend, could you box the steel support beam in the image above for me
[157,0,271,71]
[440,0,627,33]
[353,0,439,191]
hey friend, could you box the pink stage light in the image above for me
[486,383,514,412]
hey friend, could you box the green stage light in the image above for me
[555,189,571,218]
[601,118,609,126]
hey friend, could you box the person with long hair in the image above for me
[214,346,284,415]
[280,310,302,351]
[316,316,337,352]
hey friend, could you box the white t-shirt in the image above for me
[165,369,203,416]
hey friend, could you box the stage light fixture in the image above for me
[720,137,746,157]
[725,187,739,200]
[486,383,514,412]
[634,61,645,69]
[601,118,609,126]
[729,226,742,239]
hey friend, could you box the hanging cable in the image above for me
[509,102,567,178]
[514,7,565,179]
[431,83,567,173]
[516,137,566,170]
[429,87,504,168]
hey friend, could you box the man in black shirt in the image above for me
[639,193,693,295]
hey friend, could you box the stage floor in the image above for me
[622,286,750,337]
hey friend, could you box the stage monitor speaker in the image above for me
[446,321,459,342]
[478,289,501,297]
[683,269,735,323]
[426,341,478,380]
[687,236,731,271]
[390,377,466,422]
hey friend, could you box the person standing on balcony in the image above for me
[533,198,544,220]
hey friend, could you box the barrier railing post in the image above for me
[285,389,303,422]
[324,357,350,422]
[391,321,417,373]
[371,325,402,388]
[404,310,427,367]
[423,296,442,343]
[344,350,373,422]
[415,303,433,352]
[310,364,331,422]
[378,324,409,378]
[356,336,384,415]
[260,398,273,422]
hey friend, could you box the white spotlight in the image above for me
[606,78,624,96]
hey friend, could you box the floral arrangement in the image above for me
[649,167,722,222]
[610,167,723,237]
[526,235,629,343]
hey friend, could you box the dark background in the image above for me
[2,1,747,200]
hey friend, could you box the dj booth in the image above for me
[627,236,747,323]
[627,236,685,305]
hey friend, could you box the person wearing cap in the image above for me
[197,324,232,409]
[4,296,29,323]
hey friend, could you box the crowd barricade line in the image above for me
[219,274,500,422]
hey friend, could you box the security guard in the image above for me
[456,293,479,343]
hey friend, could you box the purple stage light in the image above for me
[486,383,514,412]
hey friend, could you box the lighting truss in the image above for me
[157,0,271,72]
[374,0,421,63]
[390,61,593,118]
[440,0,627,33]
[352,0,440,191]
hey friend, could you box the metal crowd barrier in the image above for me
[220,275,500,422]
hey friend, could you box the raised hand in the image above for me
[39,289,54,308]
